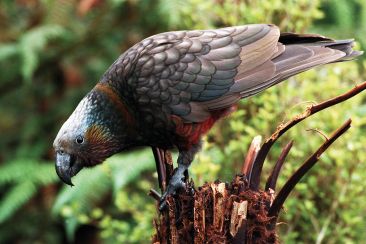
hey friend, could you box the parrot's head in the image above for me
[53,85,132,186]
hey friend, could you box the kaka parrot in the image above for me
[54,24,362,207]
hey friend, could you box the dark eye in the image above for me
[58,150,65,155]
[75,135,84,144]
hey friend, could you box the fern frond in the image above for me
[19,24,67,81]
[33,162,59,185]
[0,160,55,185]
[0,43,18,61]
[0,161,28,184]
[108,148,156,195]
[0,181,36,223]
[0,159,58,223]
[52,164,111,215]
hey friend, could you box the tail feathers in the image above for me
[280,33,363,60]
[318,39,363,61]
[324,40,363,62]
[231,38,363,99]
[280,32,363,60]
[279,32,333,44]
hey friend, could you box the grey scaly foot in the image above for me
[159,164,187,211]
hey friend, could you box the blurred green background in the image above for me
[0,0,366,243]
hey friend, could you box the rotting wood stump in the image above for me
[150,81,366,244]
[153,174,276,243]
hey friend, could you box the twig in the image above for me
[242,135,262,179]
[268,119,352,218]
[306,128,329,141]
[249,81,366,190]
[152,147,167,192]
[149,188,162,201]
[265,141,293,191]
[164,150,174,182]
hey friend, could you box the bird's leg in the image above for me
[159,141,202,210]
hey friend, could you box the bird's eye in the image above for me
[75,135,84,144]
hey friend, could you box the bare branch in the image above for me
[149,188,162,201]
[152,147,167,192]
[268,119,352,218]
[265,141,293,191]
[164,150,174,182]
[306,128,329,141]
[249,81,366,190]
[242,135,262,179]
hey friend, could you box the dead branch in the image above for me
[306,128,329,141]
[268,119,352,218]
[149,188,161,201]
[152,147,168,192]
[265,141,293,191]
[242,135,262,178]
[249,81,366,190]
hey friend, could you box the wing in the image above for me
[102,24,360,123]
[103,24,279,122]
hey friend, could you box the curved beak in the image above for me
[55,151,83,186]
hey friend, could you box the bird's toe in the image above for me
[159,174,186,211]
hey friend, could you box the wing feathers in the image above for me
[110,25,362,123]
[238,46,345,99]
[237,25,280,74]
[230,61,276,93]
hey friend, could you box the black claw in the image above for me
[159,196,168,211]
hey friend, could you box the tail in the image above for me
[279,32,363,61]
[234,32,363,99]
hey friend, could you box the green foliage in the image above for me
[0,159,57,223]
[163,0,323,31]
[99,180,157,243]
[0,0,365,243]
